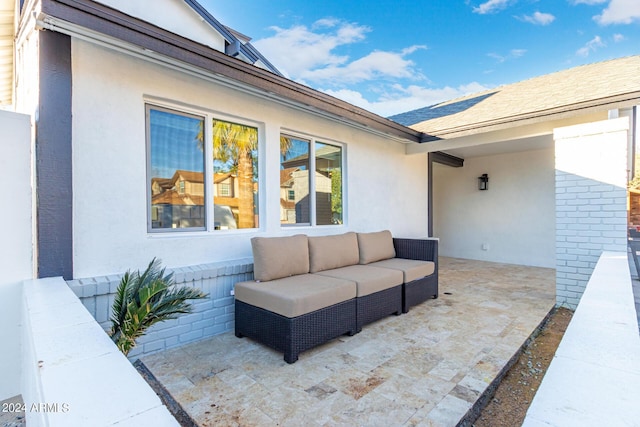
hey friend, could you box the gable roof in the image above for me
[391,56,640,141]
[31,0,422,143]
[183,0,282,76]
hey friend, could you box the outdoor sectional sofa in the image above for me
[234,230,438,363]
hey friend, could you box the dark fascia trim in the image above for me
[41,0,424,143]
[182,0,282,75]
[431,151,464,168]
[419,92,640,140]
[182,0,236,44]
[243,42,285,77]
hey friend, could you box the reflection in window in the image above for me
[316,142,342,225]
[148,107,205,230]
[213,119,259,230]
[279,135,343,226]
[280,136,310,225]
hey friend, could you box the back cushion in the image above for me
[357,230,396,264]
[308,232,360,273]
[251,235,309,281]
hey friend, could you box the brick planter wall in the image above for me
[67,259,253,359]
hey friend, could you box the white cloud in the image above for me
[253,20,370,78]
[594,0,640,24]
[473,0,512,14]
[299,47,426,84]
[613,33,625,42]
[520,11,556,25]
[253,20,426,86]
[323,82,492,117]
[576,35,605,56]
[487,49,527,63]
[569,0,606,4]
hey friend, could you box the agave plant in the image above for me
[109,258,207,356]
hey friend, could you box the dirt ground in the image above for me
[473,307,573,427]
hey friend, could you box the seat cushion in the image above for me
[251,234,309,281]
[308,232,360,273]
[234,274,356,318]
[314,265,403,297]
[357,230,396,264]
[368,258,435,283]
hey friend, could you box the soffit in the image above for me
[0,0,14,106]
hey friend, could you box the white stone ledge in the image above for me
[22,277,178,427]
[523,251,640,426]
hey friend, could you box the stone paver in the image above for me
[143,257,555,426]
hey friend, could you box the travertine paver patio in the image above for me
[142,257,555,426]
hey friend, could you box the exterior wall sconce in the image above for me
[478,173,489,191]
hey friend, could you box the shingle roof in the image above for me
[390,56,640,140]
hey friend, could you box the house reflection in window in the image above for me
[148,106,205,231]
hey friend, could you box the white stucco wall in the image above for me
[433,147,555,268]
[0,110,33,400]
[71,40,428,278]
[93,0,227,52]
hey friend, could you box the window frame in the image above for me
[280,130,346,228]
[145,104,207,233]
[145,102,264,234]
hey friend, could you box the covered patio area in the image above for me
[142,258,555,426]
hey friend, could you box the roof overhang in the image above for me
[0,0,15,106]
[418,91,640,143]
[37,0,424,144]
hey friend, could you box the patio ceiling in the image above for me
[0,0,14,106]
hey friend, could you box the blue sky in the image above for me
[202,0,640,117]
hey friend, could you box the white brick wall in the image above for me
[67,258,253,358]
[554,117,630,309]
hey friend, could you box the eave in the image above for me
[38,0,424,143]
[418,91,640,143]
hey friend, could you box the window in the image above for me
[315,142,343,225]
[213,119,259,230]
[146,105,260,232]
[219,183,231,197]
[147,106,205,231]
[280,134,343,226]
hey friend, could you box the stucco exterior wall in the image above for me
[70,39,428,278]
[0,110,33,400]
[93,0,227,52]
[554,117,629,308]
[433,147,556,268]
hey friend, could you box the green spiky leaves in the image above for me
[109,258,207,356]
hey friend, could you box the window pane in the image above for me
[316,142,342,225]
[213,120,259,230]
[280,135,310,225]
[148,107,205,230]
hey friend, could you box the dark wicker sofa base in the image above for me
[235,299,357,364]
[403,274,438,313]
[356,285,402,332]
[393,237,439,313]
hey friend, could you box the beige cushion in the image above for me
[251,234,309,282]
[308,232,360,273]
[357,230,396,264]
[314,265,403,297]
[234,274,356,318]
[368,258,435,283]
